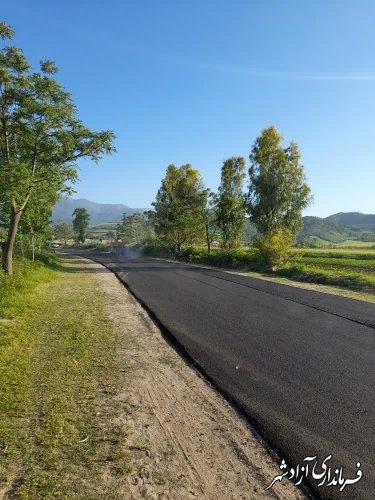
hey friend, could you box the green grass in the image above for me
[0,255,58,318]
[299,251,375,260]
[332,240,375,248]
[0,255,128,498]
[277,263,375,292]
[77,242,110,251]
[293,246,375,256]
[298,256,375,271]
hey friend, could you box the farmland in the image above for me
[260,242,373,293]
[280,245,375,294]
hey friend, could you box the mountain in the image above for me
[326,212,375,227]
[53,198,149,224]
[297,212,375,244]
[297,216,350,243]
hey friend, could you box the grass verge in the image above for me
[0,254,128,499]
[0,255,58,318]
[275,263,375,293]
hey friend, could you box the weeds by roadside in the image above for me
[0,254,128,498]
[0,254,58,318]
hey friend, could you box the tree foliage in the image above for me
[254,228,295,269]
[17,195,53,258]
[53,221,74,246]
[248,126,311,235]
[116,212,153,246]
[199,191,220,254]
[0,22,115,273]
[152,164,207,248]
[72,208,90,243]
[215,157,247,249]
[248,126,311,267]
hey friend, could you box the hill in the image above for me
[297,213,375,244]
[297,216,350,243]
[326,212,375,226]
[53,198,149,224]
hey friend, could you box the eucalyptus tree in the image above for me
[248,126,311,267]
[72,208,90,244]
[0,22,115,273]
[152,164,206,248]
[199,190,219,254]
[215,157,247,249]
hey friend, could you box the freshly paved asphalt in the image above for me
[74,252,375,499]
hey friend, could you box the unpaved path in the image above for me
[86,255,305,499]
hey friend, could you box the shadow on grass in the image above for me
[40,253,109,273]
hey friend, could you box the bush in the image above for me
[142,245,259,270]
[77,242,109,251]
[142,244,172,258]
[254,229,294,270]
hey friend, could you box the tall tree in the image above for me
[215,157,247,249]
[53,221,74,246]
[72,208,90,243]
[0,22,115,274]
[248,125,311,267]
[116,212,152,246]
[152,164,206,248]
[199,190,218,254]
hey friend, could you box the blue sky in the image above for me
[3,1,375,216]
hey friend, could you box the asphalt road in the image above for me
[77,252,375,499]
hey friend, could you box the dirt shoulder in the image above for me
[88,255,305,499]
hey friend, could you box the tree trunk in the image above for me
[205,223,211,254]
[31,233,35,262]
[0,242,6,267]
[2,209,22,275]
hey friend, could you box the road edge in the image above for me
[66,250,316,500]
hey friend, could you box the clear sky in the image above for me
[3,1,375,216]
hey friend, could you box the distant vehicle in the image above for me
[51,243,60,249]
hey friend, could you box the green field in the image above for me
[296,244,375,255]
[330,240,375,249]
[279,244,375,292]
[299,256,375,271]
[87,222,118,239]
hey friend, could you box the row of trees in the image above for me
[0,21,310,271]
[0,22,114,274]
[120,126,311,268]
